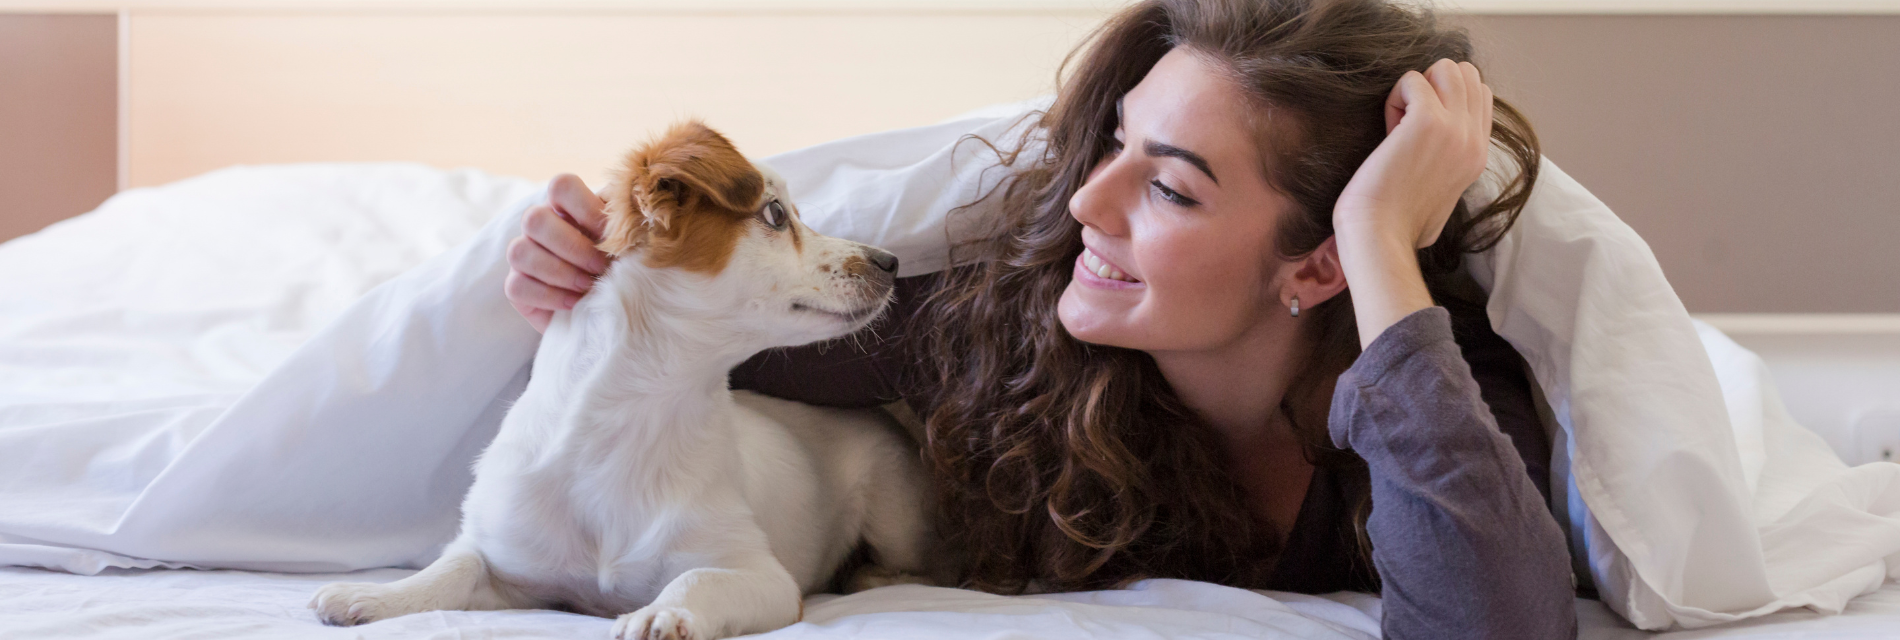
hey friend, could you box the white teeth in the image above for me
[1083,248,1136,283]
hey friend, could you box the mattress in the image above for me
[4,565,1900,639]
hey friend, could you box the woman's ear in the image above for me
[1283,236,1348,310]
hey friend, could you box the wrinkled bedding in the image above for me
[4,115,1900,635]
[9,565,1900,639]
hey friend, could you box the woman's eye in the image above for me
[759,200,788,230]
[1150,180,1200,207]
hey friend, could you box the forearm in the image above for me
[727,272,937,408]
[1334,217,1436,350]
[1330,308,1576,640]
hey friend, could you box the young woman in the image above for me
[504,0,1576,637]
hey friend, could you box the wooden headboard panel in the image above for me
[3,0,1898,313]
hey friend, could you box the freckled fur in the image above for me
[311,122,934,640]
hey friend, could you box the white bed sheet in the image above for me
[5,566,1900,640]
[0,566,1389,640]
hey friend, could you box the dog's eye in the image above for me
[758,200,789,231]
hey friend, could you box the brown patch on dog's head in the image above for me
[599,120,765,274]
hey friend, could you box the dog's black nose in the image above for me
[867,249,899,274]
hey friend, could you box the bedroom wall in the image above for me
[0,14,117,244]
[1,4,1895,313]
[1458,15,1900,314]
[122,13,1101,191]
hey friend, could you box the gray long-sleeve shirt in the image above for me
[730,273,1578,639]
[1328,306,1576,639]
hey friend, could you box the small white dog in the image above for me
[311,121,935,640]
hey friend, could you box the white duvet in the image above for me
[3,103,1900,634]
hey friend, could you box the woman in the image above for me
[505,0,1576,637]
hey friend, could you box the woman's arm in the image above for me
[727,272,939,408]
[1329,60,1575,638]
[1331,307,1576,639]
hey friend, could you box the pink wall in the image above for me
[1461,15,1900,313]
[0,14,116,244]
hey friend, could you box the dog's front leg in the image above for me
[310,542,518,626]
[610,557,801,640]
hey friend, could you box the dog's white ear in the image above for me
[599,120,764,259]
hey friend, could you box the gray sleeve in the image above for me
[1329,307,1577,640]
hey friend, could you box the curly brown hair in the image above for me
[910,0,1541,593]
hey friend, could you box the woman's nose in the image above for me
[1068,159,1132,237]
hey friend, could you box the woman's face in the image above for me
[1058,48,1302,354]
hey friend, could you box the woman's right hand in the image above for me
[506,174,611,333]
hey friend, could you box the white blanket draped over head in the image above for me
[1,101,1897,631]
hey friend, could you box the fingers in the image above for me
[1472,64,1495,141]
[547,173,608,241]
[1422,59,1495,170]
[509,234,598,294]
[505,268,581,316]
[1385,70,1433,135]
[504,175,609,330]
[511,299,553,334]
[1458,61,1485,122]
[1425,58,1466,116]
[523,201,610,276]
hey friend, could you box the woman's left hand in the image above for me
[1330,59,1494,349]
[1334,58,1494,248]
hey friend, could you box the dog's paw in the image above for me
[308,581,408,627]
[612,605,705,640]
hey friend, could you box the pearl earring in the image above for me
[1290,295,1300,318]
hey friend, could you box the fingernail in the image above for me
[564,296,579,310]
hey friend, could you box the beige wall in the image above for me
[124,12,1104,190]
[1458,15,1900,313]
[0,14,117,244]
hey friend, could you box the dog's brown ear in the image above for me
[598,120,764,258]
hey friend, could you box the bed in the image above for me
[6,2,1900,638]
[1,151,1898,638]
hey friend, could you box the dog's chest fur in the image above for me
[454,275,861,617]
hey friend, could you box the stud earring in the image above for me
[1290,295,1300,318]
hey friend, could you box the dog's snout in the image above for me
[866,249,899,274]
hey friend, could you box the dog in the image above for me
[310,121,935,640]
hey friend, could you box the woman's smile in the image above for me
[1075,246,1143,288]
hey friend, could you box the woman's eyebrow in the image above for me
[1142,140,1219,185]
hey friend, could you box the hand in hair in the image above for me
[1331,58,1497,349]
[505,173,612,333]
